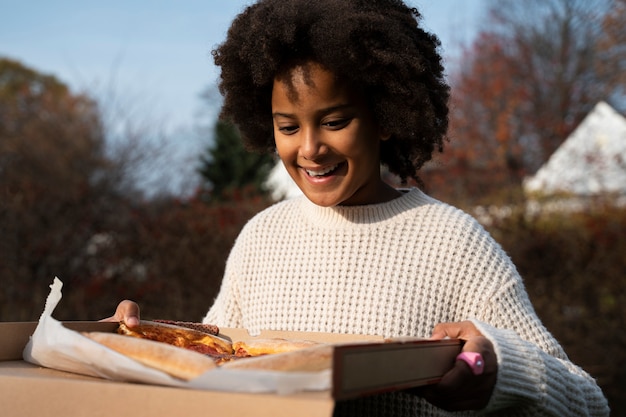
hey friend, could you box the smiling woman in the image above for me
[103,0,609,415]
[272,62,399,207]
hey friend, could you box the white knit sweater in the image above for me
[204,188,609,416]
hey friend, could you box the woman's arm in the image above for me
[474,277,609,416]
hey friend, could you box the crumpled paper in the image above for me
[22,278,331,394]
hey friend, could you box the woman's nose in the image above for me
[300,128,326,160]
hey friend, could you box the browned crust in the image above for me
[152,320,219,336]
[83,331,217,380]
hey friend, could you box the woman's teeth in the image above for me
[306,164,338,177]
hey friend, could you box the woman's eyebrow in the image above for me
[317,104,354,115]
[272,111,296,119]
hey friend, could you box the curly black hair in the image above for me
[213,0,449,182]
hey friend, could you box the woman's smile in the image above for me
[302,162,342,178]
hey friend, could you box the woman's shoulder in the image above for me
[404,189,494,241]
[403,188,481,221]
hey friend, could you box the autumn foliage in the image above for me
[0,57,127,320]
[49,195,267,321]
[422,0,625,206]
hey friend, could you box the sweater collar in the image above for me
[297,187,433,228]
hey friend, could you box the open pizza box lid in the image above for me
[1,278,461,415]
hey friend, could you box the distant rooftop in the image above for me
[524,102,626,196]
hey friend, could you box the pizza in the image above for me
[151,319,220,336]
[116,320,233,357]
[233,338,321,357]
[83,320,328,380]
[223,344,333,372]
[83,331,217,380]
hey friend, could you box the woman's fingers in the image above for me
[99,300,140,326]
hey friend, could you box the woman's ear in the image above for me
[377,121,392,140]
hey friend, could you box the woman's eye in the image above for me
[278,125,298,134]
[323,118,350,129]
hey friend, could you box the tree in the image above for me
[0,57,134,319]
[490,0,618,166]
[596,0,626,99]
[422,0,625,205]
[197,120,275,201]
[0,58,107,190]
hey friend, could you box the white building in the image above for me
[523,102,626,196]
[265,162,302,201]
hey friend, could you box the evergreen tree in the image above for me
[198,120,275,201]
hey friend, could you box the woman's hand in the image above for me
[99,300,141,327]
[415,321,498,411]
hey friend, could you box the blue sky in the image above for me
[1,0,487,194]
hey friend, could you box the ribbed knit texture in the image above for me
[204,188,609,416]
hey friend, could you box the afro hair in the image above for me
[213,0,449,182]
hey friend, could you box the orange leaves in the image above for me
[422,0,625,206]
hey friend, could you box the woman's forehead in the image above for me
[273,61,345,101]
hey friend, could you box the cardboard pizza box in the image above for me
[0,359,334,417]
[0,321,461,417]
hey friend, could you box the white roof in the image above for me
[523,101,626,195]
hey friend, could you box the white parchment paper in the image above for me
[22,278,331,394]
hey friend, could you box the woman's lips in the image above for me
[304,163,340,177]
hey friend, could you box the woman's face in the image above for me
[271,62,398,207]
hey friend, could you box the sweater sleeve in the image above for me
[472,278,609,416]
[437,207,610,416]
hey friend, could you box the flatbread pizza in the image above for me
[83,320,330,379]
[223,344,333,372]
[117,320,233,356]
[233,338,321,357]
[83,331,217,380]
